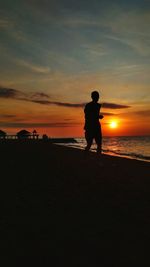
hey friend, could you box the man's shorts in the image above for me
[85,127,102,145]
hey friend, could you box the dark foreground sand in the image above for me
[1,141,150,266]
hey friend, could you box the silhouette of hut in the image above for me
[17,129,31,140]
[0,130,6,139]
[42,134,48,141]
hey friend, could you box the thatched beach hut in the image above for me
[17,129,31,140]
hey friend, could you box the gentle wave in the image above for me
[55,136,150,163]
[102,149,150,162]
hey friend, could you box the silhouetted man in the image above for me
[84,91,103,153]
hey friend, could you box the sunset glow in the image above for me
[0,0,150,137]
[109,121,118,129]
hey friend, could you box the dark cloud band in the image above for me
[102,102,130,109]
[0,86,130,109]
[0,88,19,98]
[0,122,80,128]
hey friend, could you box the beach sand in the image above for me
[1,141,150,266]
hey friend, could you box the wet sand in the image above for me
[1,141,150,266]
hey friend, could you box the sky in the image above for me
[0,0,150,136]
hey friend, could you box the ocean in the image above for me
[56,136,150,162]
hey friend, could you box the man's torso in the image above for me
[84,102,101,131]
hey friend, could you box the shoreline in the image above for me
[0,136,150,163]
[55,142,150,163]
[0,138,150,162]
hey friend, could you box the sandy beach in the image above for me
[1,141,150,266]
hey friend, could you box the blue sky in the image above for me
[0,0,150,135]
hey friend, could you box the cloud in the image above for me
[31,92,50,98]
[134,110,150,117]
[102,102,130,109]
[0,86,50,102]
[30,99,52,105]
[115,108,150,130]
[105,34,150,56]
[0,122,80,128]
[16,60,51,74]
[24,98,130,109]
[30,99,85,107]
[0,114,16,118]
[103,9,150,56]
[102,112,115,116]
[48,101,85,108]
[121,109,150,118]
[81,43,108,58]
[0,87,21,98]
[0,86,85,107]
[0,86,130,109]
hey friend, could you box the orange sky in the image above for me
[0,0,150,137]
[1,97,150,137]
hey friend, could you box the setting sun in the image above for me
[109,121,118,129]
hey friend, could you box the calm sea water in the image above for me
[57,136,150,162]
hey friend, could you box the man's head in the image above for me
[91,91,99,102]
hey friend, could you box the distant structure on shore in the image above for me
[42,134,49,141]
[0,129,77,143]
[17,129,31,139]
[0,129,39,140]
[17,129,39,140]
[32,130,38,139]
[0,130,7,139]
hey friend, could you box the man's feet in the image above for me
[96,147,102,154]
[85,144,91,152]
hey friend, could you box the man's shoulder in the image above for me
[84,101,101,111]
[85,102,92,107]
[85,102,101,107]
[84,102,92,109]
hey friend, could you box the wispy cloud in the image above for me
[31,99,85,107]
[121,109,150,118]
[104,8,150,56]
[60,5,150,55]
[0,86,130,110]
[81,43,107,57]
[102,102,130,109]
[105,34,150,56]
[0,121,81,128]
[16,59,51,74]
[133,110,150,117]
[102,112,115,116]
[31,92,50,98]
[0,114,16,118]
[0,87,24,98]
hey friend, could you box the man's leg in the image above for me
[96,144,102,154]
[95,132,102,154]
[85,131,93,151]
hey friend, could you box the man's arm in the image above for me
[98,104,104,119]
[99,114,104,119]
